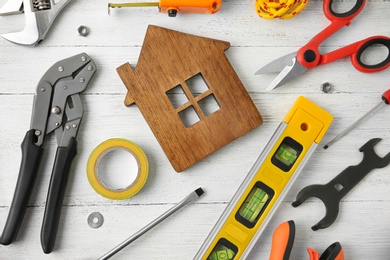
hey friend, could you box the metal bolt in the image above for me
[58,66,64,72]
[81,56,87,62]
[63,86,68,90]
[55,122,60,126]
[65,125,70,130]
[72,124,78,128]
[41,88,46,92]
[88,65,93,71]
[79,78,85,83]
[321,82,333,93]
[35,130,41,136]
[51,106,61,114]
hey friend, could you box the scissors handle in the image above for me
[323,0,365,22]
[320,36,390,73]
[297,0,366,69]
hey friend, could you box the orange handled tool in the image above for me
[269,221,344,260]
[269,221,295,260]
[108,0,222,17]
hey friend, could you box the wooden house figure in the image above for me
[117,25,263,172]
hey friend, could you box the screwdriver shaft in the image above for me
[324,100,386,149]
[98,188,204,260]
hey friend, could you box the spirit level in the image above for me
[194,96,333,260]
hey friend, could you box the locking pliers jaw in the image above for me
[0,0,71,45]
[0,53,97,253]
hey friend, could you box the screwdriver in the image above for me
[324,89,390,149]
[98,188,205,260]
[108,0,221,17]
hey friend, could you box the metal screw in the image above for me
[72,124,78,128]
[79,78,85,83]
[35,130,41,136]
[63,86,68,90]
[88,65,93,71]
[58,66,64,72]
[41,88,46,92]
[321,82,333,93]
[81,56,87,62]
[55,122,60,126]
[51,106,61,114]
[65,125,70,130]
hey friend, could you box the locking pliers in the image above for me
[0,0,71,45]
[0,53,97,253]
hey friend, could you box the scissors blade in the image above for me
[265,56,308,91]
[255,52,297,75]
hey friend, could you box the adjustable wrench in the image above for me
[0,0,71,45]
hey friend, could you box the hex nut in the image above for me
[78,26,90,37]
[321,82,333,93]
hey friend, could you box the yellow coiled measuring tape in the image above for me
[87,138,149,200]
[256,0,309,19]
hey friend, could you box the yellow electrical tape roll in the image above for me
[87,138,149,200]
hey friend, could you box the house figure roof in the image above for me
[117,25,263,172]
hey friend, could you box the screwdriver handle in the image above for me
[381,89,390,103]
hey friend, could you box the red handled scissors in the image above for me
[256,0,390,91]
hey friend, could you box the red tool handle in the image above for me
[382,89,390,104]
[297,0,365,69]
[323,0,365,22]
[319,36,390,73]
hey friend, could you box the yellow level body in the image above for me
[194,96,333,260]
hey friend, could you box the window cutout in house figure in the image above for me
[166,85,189,109]
[167,73,221,127]
[198,94,220,116]
[178,106,200,127]
[186,73,210,97]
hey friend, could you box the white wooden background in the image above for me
[1,0,390,259]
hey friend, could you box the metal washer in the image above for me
[88,212,104,229]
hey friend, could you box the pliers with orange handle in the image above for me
[269,221,344,260]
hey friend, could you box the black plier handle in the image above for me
[0,53,96,253]
[0,130,43,245]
